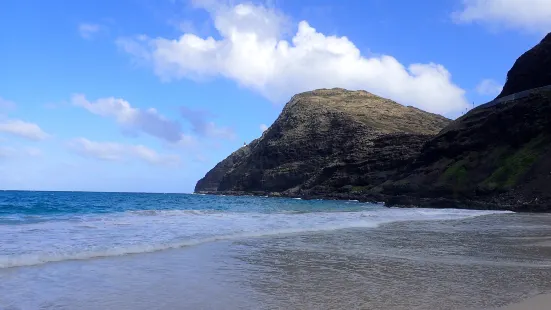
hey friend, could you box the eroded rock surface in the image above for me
[195,88,449,197]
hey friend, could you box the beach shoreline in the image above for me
[2,192,551,310]
[194,190,551,213]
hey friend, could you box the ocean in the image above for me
[1,191,551,309]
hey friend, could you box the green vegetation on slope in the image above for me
[443,160,468,185]
[483,135,548,190]
[440,159,469,197]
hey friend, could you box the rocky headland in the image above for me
[195,88,450,198]
[195,33,551,212]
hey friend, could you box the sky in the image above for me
[0,0,550,193]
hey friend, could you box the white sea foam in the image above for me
[0,207,511,268]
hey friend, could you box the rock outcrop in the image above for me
[381,32,551,211]
[381,90,551,211]
[196,32,551,212]
[195,88,450,197]
[497,33,551,98]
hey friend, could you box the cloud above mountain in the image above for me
[117,1,469,115]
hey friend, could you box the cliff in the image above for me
[196,32,551,212]
[381,32,551,211]
[382,90,551,211]
[497,33,551,98]
[195,88,450,196]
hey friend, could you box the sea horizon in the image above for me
[0,189,192,195]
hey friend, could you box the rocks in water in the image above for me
[194,88,450,197]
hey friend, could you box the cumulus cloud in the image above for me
[72,94,184,143]
[180,107,235,139]
[453,0,551,33]
[0,119,49,141]
[79,23,101,39]
[476,79,503,96]
[68,138,180,166]
[117,2,468,115]
[260,124,269,132]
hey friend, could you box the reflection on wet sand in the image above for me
[1,213,551,309]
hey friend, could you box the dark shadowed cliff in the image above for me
[497,33,551,98]
[381,32,551,211]
[195,88,450,197]
[382,90,551,211]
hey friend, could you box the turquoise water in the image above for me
[0,191,507,269]
[0,191,376,218]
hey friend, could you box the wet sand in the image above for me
[498,293,551,310]
[2,212,551,309]
[494,235,551,310]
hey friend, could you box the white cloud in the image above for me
[72,94,184,143]
[180,107,235,139]
[0,119,49,141]
[118,2,469,115]
[68,138,180,166]
[79,23,101,39]
[174,133,198,148]
[476,79,503,96]
[260,124,268,132]
[453,0,551,33]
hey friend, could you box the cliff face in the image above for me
[196,33,551,211]
[382,90,551,211]
[194,143,256,192]
[195,88,450,196]
[497,33,551,98]
[381,33,551,211]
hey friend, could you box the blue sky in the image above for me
[0,0,550,193]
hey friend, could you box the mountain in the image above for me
[380,33,551,211]
[497,33,551,98]
[381,90,551,211]
[196,32,551,212]
[195,88,450,197]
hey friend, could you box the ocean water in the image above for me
[0,191,504,269]
[1,191,551,309]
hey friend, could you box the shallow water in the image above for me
[1,192,550,309]
[0,191,502,269]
